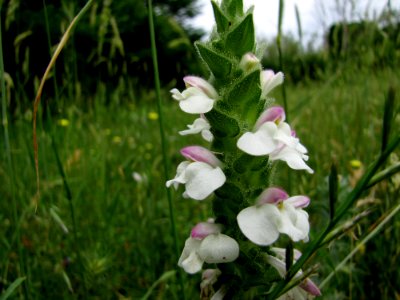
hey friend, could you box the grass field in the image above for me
[1,64,399,299]
[1,0,400,298]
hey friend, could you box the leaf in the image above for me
[381,86,395,153]
[211,1,230,34]
[227,69,261,124]
[195,42,233,77]
[221,0,243,18]
[226,13,255,57]
[0,277,26,300]
[206,109,240,138]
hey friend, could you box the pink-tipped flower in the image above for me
[181,146,222,167]
[166,146,226,200]
[260,70,284,98]
[171,76,218,114]
[178,221,239,274]
[237,106,313,173]
[254,106,286,130]
[237,187,310,245]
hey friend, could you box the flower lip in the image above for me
[254,106,286,129]
[257,187,289,205]
[180,146,222,167]
[183,76,218,99]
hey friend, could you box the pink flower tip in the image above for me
[300,278,322,296]
[191,222,221,240]
[257,187,289,205]
[183,76,218,99]
[255,106,286,129]
[180,146,221,167]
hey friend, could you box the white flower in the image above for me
[237,187,310,246]
[237,106,313,173]
[261,70,284,98]
[166,146,226,200]
[171,76,218,114]
[179,115,213,142]
[266,248,321,299]
[178,221,240,274]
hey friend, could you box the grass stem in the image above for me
[147,0,186,298]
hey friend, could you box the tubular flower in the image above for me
[178,221,240,274]
[237,187,310,246]
[166,146,226,200]
[266,248,322,299]
[179,115,213,142]
[237,106,313,173]
[261,70,284,98]
[170,76,218,114]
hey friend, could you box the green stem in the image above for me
[147,1,186,298]
[0,6,30,299]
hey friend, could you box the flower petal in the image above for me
[184,162,226,200]
[237,204,280,246]
[261,70,284,97]
[257,187,289,205]
[255,106,286,129]
[237,122,279,156]
[184,76,218,99]
[270,146,314,174]
[178,238,203,274]
[181,146,222,167]
[191,222,222,240]
[277,203,309,242]
[198,234,239,263]
[179,88,214,114]
[166,161,190,189]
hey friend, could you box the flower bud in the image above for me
[239,52,260,72]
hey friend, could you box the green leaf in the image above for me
[221,0,243,18]
[233,154,268,174]
[211,1,230,34]
[195,42,233,77]
[0,277,26,300]
[226,13,255,57]
[381,86,395,153]
[227,69,261,123]
[206,109,240,138]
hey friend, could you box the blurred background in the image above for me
[0,0,399,299]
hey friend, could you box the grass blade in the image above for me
[381,86,395,153]
[147,0,185,298]
[32,0,94,206]
[0,277,26,300]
